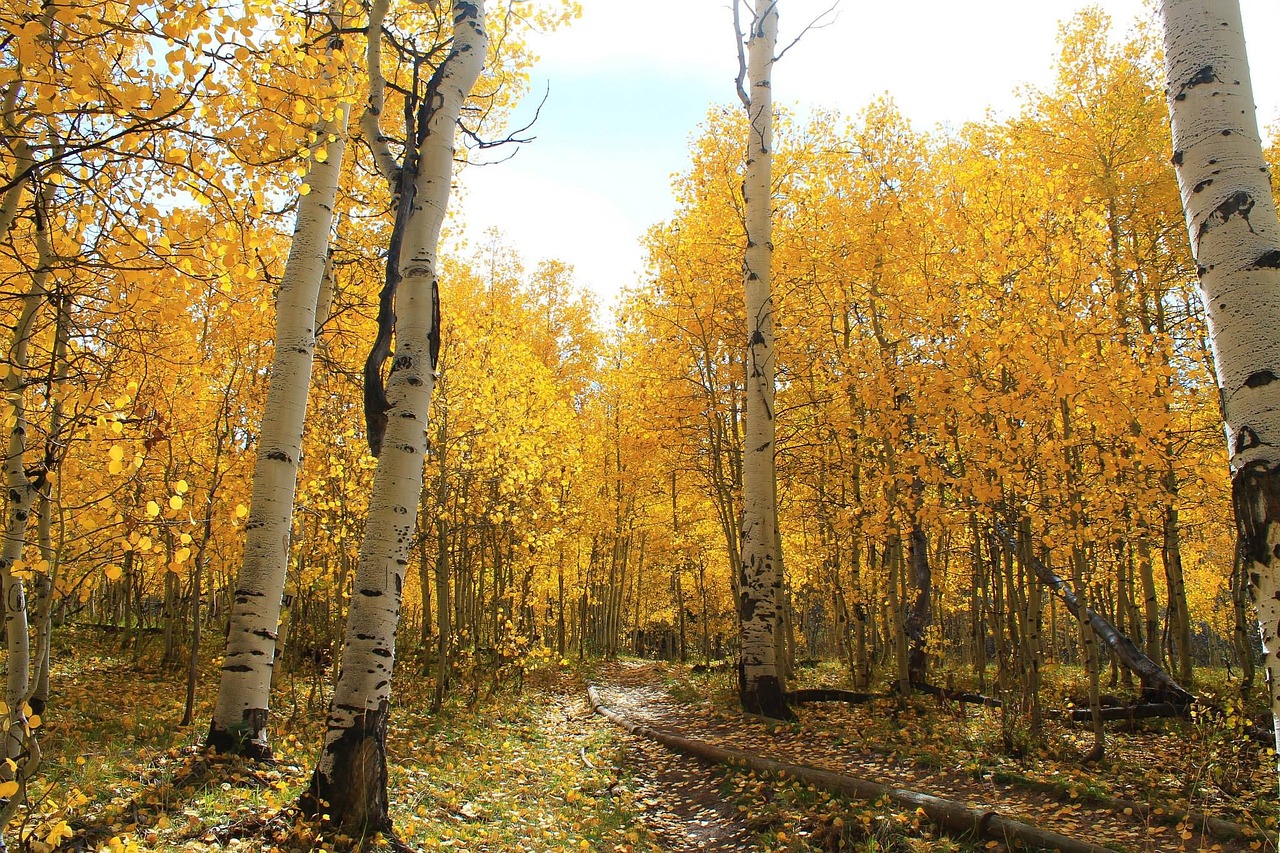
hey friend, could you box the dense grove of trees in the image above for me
[0,0,1276,845]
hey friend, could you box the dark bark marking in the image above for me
[222,664,254,672]
[359,588,385,597]
[1197,191,1256,240]
[300,701,391,834]
[1245,370,1279,388]
[1234,463,1280,570]
[1193,178,1213,193]
[1174,66,1218,102]
[1246,249,1280,270]
[1171,150,1184,167]
[1235,426,1261,454]
[265,450,292,463]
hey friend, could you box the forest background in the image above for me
[2,0,1280,849]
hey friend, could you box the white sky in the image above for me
[452,0,1280,311]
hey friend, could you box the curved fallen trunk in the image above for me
[587,686,1118,853]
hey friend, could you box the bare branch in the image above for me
[775,1,839,64]
[732,0,750,109]
[461,82,548,155]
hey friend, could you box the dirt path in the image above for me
[591,660,1269,853]
[559,675,759,852]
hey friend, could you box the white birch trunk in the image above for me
[1160,0,1280,795]
[0,180,51,834]
[302,0,487,834]
[736,0,790,720]
[206,1,352,758]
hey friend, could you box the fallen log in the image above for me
[1046,700,1273,746]
[587,685,1118,853]
[911,681,1003,707]
[1050,703,1186,724]
[786,688,884,705]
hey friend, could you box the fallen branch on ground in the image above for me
[587,684,1118,853]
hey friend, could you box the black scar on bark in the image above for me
[1245,370,1279,388]
[1235,426,1261,454]
[264,450,292,463]
[1197,191,1256,240]
[300,700,392,836]
[738,668,794,721]
[1245,250,1280,270]
[205,707,271,760]
[1233,463,1280,571]
[1174,65,1218,102]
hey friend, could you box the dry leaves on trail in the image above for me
[591,661,1271,853]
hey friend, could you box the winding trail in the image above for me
[592,660,1272,853]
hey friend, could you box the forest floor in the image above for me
[591,659,1278,852]
[10,628,1277,853]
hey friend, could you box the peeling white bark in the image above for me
[207,0,352,758]
[305,0,487,831]
[1160,0,1280,795]
[736,0,789,719]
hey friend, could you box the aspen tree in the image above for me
[206,0,354,759]
[300,0,487,834]
[735,0,791,720]
[0,177,51,840]
[1159,0,1280,780]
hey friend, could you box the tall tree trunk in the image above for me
[1161,497,1194,685]
[1160,0,1280,790]
[1232,544,1256,688]
[301,0,486,835]
[904,523,931,684]
[207,0,353,759]
[734,0,790,721]
[0,177,51,833]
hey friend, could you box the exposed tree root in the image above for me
[587,684,1118,853]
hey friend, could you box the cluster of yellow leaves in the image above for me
[615,10,1241,651]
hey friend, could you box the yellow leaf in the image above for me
[175,479,189,494]
[27,715,40,730]
[0,780,18,798]
[169,495,183,510]
[235,504,248,519]
[108,445,124,463]
[146,501,160,518]
[105,565,122,581]
[175,547,190,563]
[299,183,311,196]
